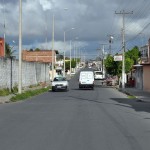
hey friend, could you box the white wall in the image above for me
[0,58,50,90]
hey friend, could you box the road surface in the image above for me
[0,69,150,150]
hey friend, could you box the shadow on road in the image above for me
[111,98,150,114]
[66,94,150,114]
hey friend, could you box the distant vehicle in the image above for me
[79,71,94,89]
[51,76,69,92]
[94,71,105,80]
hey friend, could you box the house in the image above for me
[22,50,64,79]
[139,39,150,91]
[134,39,150,91]
[22,50,57,64]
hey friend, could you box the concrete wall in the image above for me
[0,57,50,90]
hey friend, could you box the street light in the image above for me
[63,28,75,77]
[109,35,114,55]
[51,8,68,79]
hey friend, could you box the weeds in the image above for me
[10,86,50,102]
[0,88,10,96]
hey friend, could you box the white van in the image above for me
[79,71,94,89]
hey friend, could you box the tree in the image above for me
[104,46,140,77]
[34,48,40,51]
[5,43,15,58]
[104,54,121,76]
[65,60,76,70]
[125,57,134,73]
[125,46,140,64]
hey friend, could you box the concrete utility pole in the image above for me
[3,0,6,57]
[115,10,133,89]
[18,0,22,94]
[51,14,55,81]
[98,44,107,78]
[63,31,66,77]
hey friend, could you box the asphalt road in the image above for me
[0,69,150,150]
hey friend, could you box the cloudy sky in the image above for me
[0,0,150,59]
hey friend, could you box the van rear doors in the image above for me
[79,71,94,89]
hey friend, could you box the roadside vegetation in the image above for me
[0,88,11,96]
[104,46,140,77]
[127,95,136,99]
[10,86,50,102]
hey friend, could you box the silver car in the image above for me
[51,77,69,92]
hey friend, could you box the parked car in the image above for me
[79,71,94,89]
[51,76,69,92]
[94,71,105,80]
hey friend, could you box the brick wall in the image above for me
[0,37,4,57]
[22,50,56,63]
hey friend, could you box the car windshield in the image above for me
[53,77,66,81]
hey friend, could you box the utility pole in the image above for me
[97,44,107,75]
[3,0,6,57]
[51,13,55,81]
[18,0,22,94]
[115,10,133,89]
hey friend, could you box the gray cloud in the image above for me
[0,0,150,58]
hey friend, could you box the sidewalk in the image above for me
[0,94,15,104]
[119,87,150,102]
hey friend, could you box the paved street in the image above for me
[0,71,150,150]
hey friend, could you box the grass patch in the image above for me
[127,95,136,99]
[10,86,50,102]
[0,88,11,96]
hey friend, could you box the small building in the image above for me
[22,50,56,64]
[138,39,150,91]
[22,50,61,80]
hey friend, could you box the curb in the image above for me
[117,88,150,103]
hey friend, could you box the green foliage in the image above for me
[125,46,140,64]
[10,87,50,102]
[104,55,122,76]
[34,48,41,51]
[64,59,77,70]
[125,57,134,73]
[65,61,70,70]
[12,86,18,93]
[104,46,140,76]
[5,43,16,58]
[0,88,10,96]
[71,60,76,68]
[128,95,136,99]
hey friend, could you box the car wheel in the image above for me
[52,87,55,92]
[65,87,69,92]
